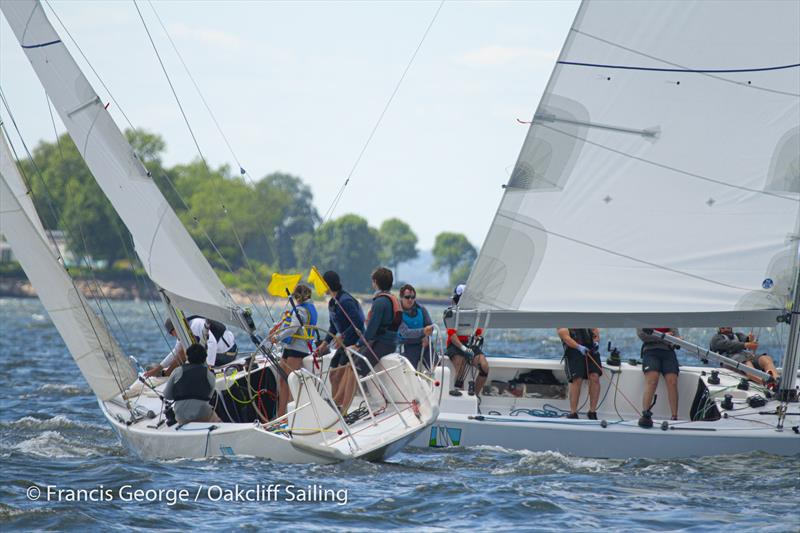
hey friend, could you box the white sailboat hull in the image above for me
[413,357,800,458]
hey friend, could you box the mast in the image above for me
[777,267,800,405]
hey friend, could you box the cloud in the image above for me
[167,22,243,50]
[456,45,557,67]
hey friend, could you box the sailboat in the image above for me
[412,0,800,458]
[1,0,439,462]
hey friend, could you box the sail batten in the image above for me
[463,0,800,327]
[1,0,240,327]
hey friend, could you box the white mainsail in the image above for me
[463,0,800,328]
[1,0,241,327]
[0,133,137,400]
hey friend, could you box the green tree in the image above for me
[255,173,320,270]
[305,214,380,292]
[378,218,418,282]
[432,231,476,286]
[449,261,473,288]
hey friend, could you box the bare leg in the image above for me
[756,355,779,382]
[451,355,466,388]
[588,373,601,412]
[473,355,489,397]
[642,371,660,412]
[569,377,583,414]
[664,372,679,419]
[277,357,303,418]
[332,367,358,413]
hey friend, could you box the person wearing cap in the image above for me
[445,284,490,397]
[143,317,218,378]
[316,270,366,406]
[163,343,221,424]
[710,327,778,385]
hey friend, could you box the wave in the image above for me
[1,415,104,431]
[11,431,102,459]
[38,383,90,396]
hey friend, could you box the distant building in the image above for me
[0,234,14,263]
[0,230,84,267]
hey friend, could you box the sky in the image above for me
[0,0,580,250]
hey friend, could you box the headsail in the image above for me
[1,0,241,327]
[462,0,800,328]
[0,133,137,400]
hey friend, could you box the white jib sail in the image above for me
[1,0,240,327]
[462,0,800,328]
[0,134,137,400]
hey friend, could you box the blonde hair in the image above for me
[292,283,312,303]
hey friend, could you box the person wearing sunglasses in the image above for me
[397,284,434,370]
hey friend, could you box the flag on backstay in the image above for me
[307,266,329,295]
[267,272,302,297]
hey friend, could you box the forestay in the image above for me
[1,0,240,327]
[0,134,137,400]
[462,0,800,328]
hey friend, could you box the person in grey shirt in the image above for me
[163,344,220,424]
[636,328,681,428]
[710,327,778,385]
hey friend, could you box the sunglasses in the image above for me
[402,294,416,300]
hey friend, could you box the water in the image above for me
[1,297,798,531]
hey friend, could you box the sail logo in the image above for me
[429,426,462,447]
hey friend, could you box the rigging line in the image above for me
[496,210,763,293]
[536,123,799,203]
[133,0,274,325]
[321,0,445,224]
[0,119,129,393]
[570,28,800,98]
[43,91,63,159]
[558,60,800,74]
[146,0,280,316]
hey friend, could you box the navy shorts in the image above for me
[563,349,602,382]
[642,348,679,375]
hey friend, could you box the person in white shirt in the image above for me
[144,317,218,377]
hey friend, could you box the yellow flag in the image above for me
[267,272,302,297]
[307,266,330,295]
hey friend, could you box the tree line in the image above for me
[16,130,477,292]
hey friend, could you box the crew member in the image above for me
[144,317,218,377]
[445,284,490,397]
[163,343,221,424]
[710,327,778,385]
[397,283,434,370]
[557,328,601,419]
[637,328,681,427]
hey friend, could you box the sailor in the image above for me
[709,327,778,385]
[317,270,366,367]
[397,283,434,370]
[557,328,601,419]
[636,328,681,428]
[331,267,400,411]
[143,317,219,377]
[445,284,490,397]
[163,343,221,424]
[187,315,238,366]
[269,283,318,417]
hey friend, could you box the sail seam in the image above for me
[558,60,800,74]
[496,210,772,294]
[571,28,800,98]
[537,123,800,203]
[21,38,61,49]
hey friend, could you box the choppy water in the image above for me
[1,297,798,531]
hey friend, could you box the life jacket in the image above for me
[172,363,213,402]
[399,305,425,342]
[280,301,318,344]
[564,328,594,354]
[186,315,230,348]
[369,292,402,334]
[446,327,484,347]
[654,328,671,333]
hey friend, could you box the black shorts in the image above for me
[330,342,395,377]
[642,348,680,376]
[282,347,308,359]
[563,349,602,383]
[446,343,484,361]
